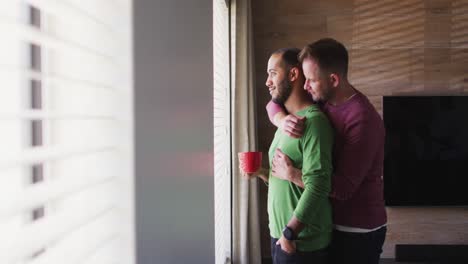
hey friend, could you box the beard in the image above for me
[272,78,293,105]
[309,81,333,104]
[318,87,333,103]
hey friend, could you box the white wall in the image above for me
[133,1,214,263]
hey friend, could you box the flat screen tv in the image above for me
[383,96,468,206]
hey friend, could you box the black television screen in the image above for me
[383,96,468,206]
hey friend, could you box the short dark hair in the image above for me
[298,38,348,77]
[271,47,301,69]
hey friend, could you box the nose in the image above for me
[303,80,309,90]
[266,77,272,88]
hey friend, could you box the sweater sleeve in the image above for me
[266,100,284,124]
[293,114,334,224]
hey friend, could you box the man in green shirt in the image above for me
[241,48,334,263]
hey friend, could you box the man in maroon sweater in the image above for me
[267,38,387,264]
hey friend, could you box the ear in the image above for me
[329,73,340,88]
[289,67,300,82]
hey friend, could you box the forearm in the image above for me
[257,167,269,183]
[290,169,304,188]
[272,112,287,128]
[266,100,286,127]
[287,215,305,238]
[293,180,328,228]
[290,176,327,237]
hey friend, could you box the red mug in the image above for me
[238,151,262,173]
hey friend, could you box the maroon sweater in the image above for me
[266,91,387,229]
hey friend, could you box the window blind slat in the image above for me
[0,111,119,121]
[0,173,117,218]
[0,183,118,262]
[28,0,127,30]
[0,22,117,65]
[79,238,121,264]
[0,67,124,94]
[28,212,119,264]
[0,145,117,170]
[24,0,119,39]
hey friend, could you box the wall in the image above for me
[252,0,468,259]
[133,1,215,263]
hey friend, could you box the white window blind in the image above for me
[0,1,135,264]
[213,0,232,263]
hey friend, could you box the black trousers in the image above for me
[330,226,387,264]
[271,238,329,264]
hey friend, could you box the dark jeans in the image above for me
[271,238,329,264]
[330,226,387,264]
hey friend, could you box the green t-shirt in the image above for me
[267,104,334,252]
